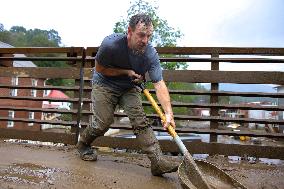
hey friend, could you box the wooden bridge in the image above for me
[0,47,284,160]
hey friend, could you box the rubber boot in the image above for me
[136,127,179,176]
[76,126,98,161]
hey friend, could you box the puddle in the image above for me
[258,158,284,165]
[193,154,209,160]
[5,139,65,147]
[0,163,61,185]
[228,156,284,165]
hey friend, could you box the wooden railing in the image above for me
[0,47,85,143]
[0,47,284,159]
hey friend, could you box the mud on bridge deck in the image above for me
[0,140,283,189]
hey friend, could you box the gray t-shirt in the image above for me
[93,33,163,91]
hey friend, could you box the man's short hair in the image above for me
[129,13,152,30]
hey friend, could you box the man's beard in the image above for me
[133,44,146,55]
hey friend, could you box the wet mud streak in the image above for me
[0,163,61,185]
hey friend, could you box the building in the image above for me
[0,41,44,131]
[42,89,70,120]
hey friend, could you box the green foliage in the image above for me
[0,30,12,43]
[219,96,230,104]
[0,24,71,86]
[0,24,61,47]
[168,82,196,115]
[10,26,26,33]
[0,23,4,31]
[161,59,188,70]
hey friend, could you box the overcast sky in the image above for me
[1,0,283,47]
[1,0,283,71]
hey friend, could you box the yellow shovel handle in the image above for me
[143,89,177,138]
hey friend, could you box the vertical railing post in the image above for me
[68,47,79,143]
[75,48,86,143]
[84,48,95,133]
[210,53,219,142]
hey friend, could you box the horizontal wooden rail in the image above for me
[110,124,284,139]
[162,70,284,84]
[142,101,284,111]
[0,96,92,103]
[4,47,282,58]
[86,47,284,55]
[0,84,92,91]
[156,47,284,55]
[0,117,77,126]
[0,128,76,144]
[0,67,82,79]
[0,57,82,61]
[0,106,91,115]
[114,112,284,124]
[1,127,283,157]
[92,136,284,159]
[159,57,284,63]
[148,89,284,98]
[84,69,284,85]
[0,47,84,55]
[5,98,276,111]
[83,56,284,63]
[1,85,281,98]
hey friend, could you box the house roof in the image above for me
[0,41,37,67]
[47,90,69,99]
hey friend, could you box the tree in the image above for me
[10,26,26,33]
[24,28,61,47]
[113,0,187,70]
[0,24,68,86]
[0,23,12,43]
[0,25,62,47]
[0,23,4,32]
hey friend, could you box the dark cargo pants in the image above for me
[90,83,149,136]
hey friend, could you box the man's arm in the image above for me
[95,60,141,79]
[153,80,176,129]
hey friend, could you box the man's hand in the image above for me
[127,70,143,84]
[162,113,176,130]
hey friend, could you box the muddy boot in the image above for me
[77,126,99,161]
[136,127,179,176]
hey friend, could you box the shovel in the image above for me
[136,82,248,189]
[136,82,211,189]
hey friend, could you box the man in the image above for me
[77,13,179,176]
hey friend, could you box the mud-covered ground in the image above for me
[0,140,283,189]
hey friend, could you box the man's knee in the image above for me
[91,116,114,135]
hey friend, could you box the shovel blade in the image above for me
[178,159,247,189]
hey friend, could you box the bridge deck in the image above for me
[0,140,283,189]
